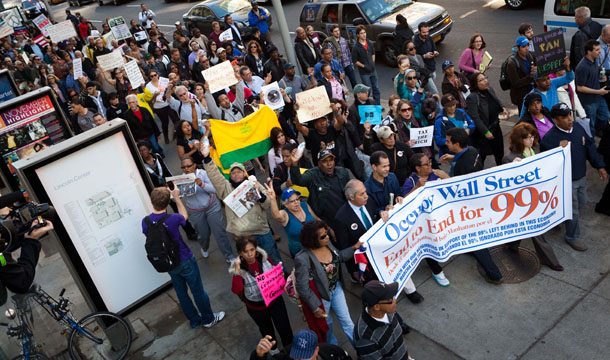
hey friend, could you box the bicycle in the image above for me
[2,285,132,360]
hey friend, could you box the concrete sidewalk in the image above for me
[2,116,610,360]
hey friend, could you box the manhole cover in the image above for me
[477,246,540,284]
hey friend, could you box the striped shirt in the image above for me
[354,310,409,360]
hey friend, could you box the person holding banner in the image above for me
[295,220,361,345]
[441,128,503,284]
[231,236,293,355]
[434,93,475,157]
[363,125,415,185]
[541,103,607,251]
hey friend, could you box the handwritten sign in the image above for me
[409,125,434,148]
[261,82,284,110]
[97,51,124,71]
[124,60,144,88]
[295,86,332,123]
[156,77,169,102]
[256,263,285,306]
[108,16,131,40]
[533,28,566,77]
[219,29,233,43]
[358,105,382,125]
[202,60,238,93]
[73,57,82,79]
[47,20,77,43]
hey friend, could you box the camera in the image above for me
[0,193,55,254]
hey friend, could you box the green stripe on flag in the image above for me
[219,138,272,168]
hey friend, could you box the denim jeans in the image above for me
[359,70,381,105]
[582,98,610,136]
[321,283,354,345]
[147,134,165,156]
[187,200,236,261]
[168,256,214,327]
[566,177,587,243]
[254,231,283,267]
[424,71,440,96]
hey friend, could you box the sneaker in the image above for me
[201,248,209,258]
[404,290,424,304]
[483,274,503,285]
[432,271,450,287]
[203,311,225,328]
[567,240,587,251]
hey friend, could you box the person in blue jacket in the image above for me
[520,56,573,114]
[434,94,475,157]
[248,1,271,44]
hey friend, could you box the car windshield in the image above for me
[22,0,37,10]
[209,0,251,18]
[359,0,412,23]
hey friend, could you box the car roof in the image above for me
[306,0,364,3]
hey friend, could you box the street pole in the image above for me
[270,0,299,75]
[40,0,55,22]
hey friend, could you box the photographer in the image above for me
[0,219,54,296]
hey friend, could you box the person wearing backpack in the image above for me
[142,187,226,329]
[506,36,537,115]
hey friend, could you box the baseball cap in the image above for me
[317,149,335,161]
[515,36,529,48]
[281,188,301,202]
[361,280,399,307]
[353,83,370,93]
[441,94,458,107]
[550,102,571,118]
[441,60,454,71]
[290,329,318,359]
[376,126,394,140]
[251,0,258,4]
[229,162,246,172]
[144,53,152,59]
[175,21,181,26]
[283,62,295,70]
[523,92,542,108]
[217,47,226,55]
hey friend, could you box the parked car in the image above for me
[48,0,66,5]
[505,0,529,10]
[22,0,45,20]
[300,0,452,66]
[183,0,272,40]
[69,0,95,7]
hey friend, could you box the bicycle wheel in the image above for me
[12,352,50,360]
[68,312,132,360]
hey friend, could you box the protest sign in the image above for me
[124,60,145,88]
[219,29,233,42]
[261,82,285,110]
[165,174,197,198]
[360,146,572,293]
[358,105,382,125]
[156,77,170,102]
[108,17,131,40]
[91,30,100,38]
[72,57,83,79]
[202,61,238,93]
[223,179,261,218]
[133,30,147,42]
[47,20,77,43]
[295,86,332,123]
[13,26,28,36]
[256,263,286,306]
[0,8,22,28]
[0,22,13,39]
[103,32,116,50]
[409,126,434,148]
[97,51,124,71]
[533,28,566,77]
[21,53,29,65]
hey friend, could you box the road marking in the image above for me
[156,24,177,28]
[483,0,502,7]
[125,4,141,7]
[460,10,477,18]
[90,20,102,23]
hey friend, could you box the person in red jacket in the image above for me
[78,17,90,41]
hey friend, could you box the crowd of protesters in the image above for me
[4,2,610,359]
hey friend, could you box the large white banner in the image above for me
[361,146,572,291]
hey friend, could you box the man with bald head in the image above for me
[295,27,321,73]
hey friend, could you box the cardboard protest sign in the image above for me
[103,32,116,50]
[156,77,169,102]
[202,61,238,93]
[108,17,132,40]
[47,20,77,43]
[261,82,284,110]
[533,28,566,77]
[361,146,572,294]
[124,60,145,88]
[0,23,13,39]
[219,29,233,42]
[97,51,124,71]
[409,126,434,148]
[73,57,83,79]
[358,105,382,125]
[295,86,332,123]
[256,263,286,306]
[13,26,28,36]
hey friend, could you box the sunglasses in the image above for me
[319,232,329,240]
[407,47,415,51]
[181,163,194,169]
[150,74,158,77]
[400,107,412,112]
[406,76,417,80]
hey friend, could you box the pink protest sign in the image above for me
[256,263,285,306]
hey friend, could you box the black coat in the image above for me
[394,24,413,52]
[453,146,483,176]
[244,53,266,78]
[295,37,320,73]
[123,107,160,140]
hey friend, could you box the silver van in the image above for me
[300,0,452,66]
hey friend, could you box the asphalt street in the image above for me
[38,0,547,113]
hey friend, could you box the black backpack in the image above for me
[499,55,520,91]
[144,214,181,272]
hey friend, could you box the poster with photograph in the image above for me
[223,180,261,218]
[165,174,197,198]
[261,82,284,110]
[108,16,132,40]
